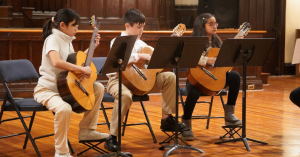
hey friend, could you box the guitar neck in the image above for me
[171,32,177,37]
[234,30,244,39]
[85,28,98,66]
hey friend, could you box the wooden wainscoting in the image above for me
[0,28,266,98]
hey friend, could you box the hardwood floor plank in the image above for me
[1,76,300,157]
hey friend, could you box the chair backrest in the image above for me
[0,59,39,82]
[92,57,107,74]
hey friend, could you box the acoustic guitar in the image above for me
[187,22,251,96]
[57,15,99,113]
[122,24,186,96]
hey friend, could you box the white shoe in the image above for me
[79,129,109,140]
[54,152,73,157]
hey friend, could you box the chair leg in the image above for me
[23,111,36,149]
[0,97,7,123]
[122,110,130,136]
[220,95,226,110]
[206,96,214,129]
[140,101,157,143]
[68,138,75,154]
[179,89,185,109]
[15,108,41,157]
[100,102,110,130]
[0,106,4,123]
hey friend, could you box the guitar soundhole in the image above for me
[81,63,91,78]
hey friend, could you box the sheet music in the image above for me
[292,38,300,64]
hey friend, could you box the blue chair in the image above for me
[0,59,74,157]
[93,57,157,143]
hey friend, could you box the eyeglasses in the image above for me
[206,22,218,27]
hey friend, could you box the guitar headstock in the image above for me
[90,15,100,30]
[173,23,186,36]
[238,22,251,36]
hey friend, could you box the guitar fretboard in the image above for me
[85,27,99,66]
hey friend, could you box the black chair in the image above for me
[176,68,226,129]
[179,87,227,129]
[0,59,74,157]
[93,57,157,143]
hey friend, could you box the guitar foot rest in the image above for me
[219,125,242,139]
[77,139,108,156]
[159,130,191,146]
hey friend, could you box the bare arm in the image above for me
[48,50,91,76]
[138,53,151,61]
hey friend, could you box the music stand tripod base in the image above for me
[97,35,137,157]
[147,37,209,156]
[213,38,275,151]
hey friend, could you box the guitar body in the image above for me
[187,22,251,96]
[187,48,232,96]
[122,46,163,96]
[57,51,97,113]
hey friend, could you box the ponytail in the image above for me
[42,8,80,41]
[43,19,53,40]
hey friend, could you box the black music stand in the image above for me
[97,35,137,157]
[214,38,275,151]
[147,36,208,156]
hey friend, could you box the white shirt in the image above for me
[37,29,76,92]
[106,32,148,78]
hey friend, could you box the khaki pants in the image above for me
[34,82,104,154]
[107,72,176,136]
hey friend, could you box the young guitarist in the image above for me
[181,13,244,141]
[104,8,186,152]
[33,8,108,157]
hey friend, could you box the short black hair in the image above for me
[123,9,145,26]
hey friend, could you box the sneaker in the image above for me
[55,152,72,157]
[104,135,118,152]
[79,129,109,140]
[160,115,186,132]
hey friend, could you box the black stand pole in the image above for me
[160,42,204,156]
[98,36,137,157]
[214,49,268,151]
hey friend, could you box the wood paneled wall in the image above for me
[175,0,288,75]
[0,28,265,98]
[4,0,66,12]
[0,0,176,30]
[67,0,175,30]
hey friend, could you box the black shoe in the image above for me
[160,115,186,132]
[104,135,117,152]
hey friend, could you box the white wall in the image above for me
[175,0,198,5]
[285,0,300,63]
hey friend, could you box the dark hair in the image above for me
[123,9,145,26]
[43,8,80,40]
[191,13,222,48]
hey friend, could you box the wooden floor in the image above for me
[1,76,300,157]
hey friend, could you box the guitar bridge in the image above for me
[201,67,217,80]
[132,64,147,80]
[75,79,89,96]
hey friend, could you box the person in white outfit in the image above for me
[33,8,108,157]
